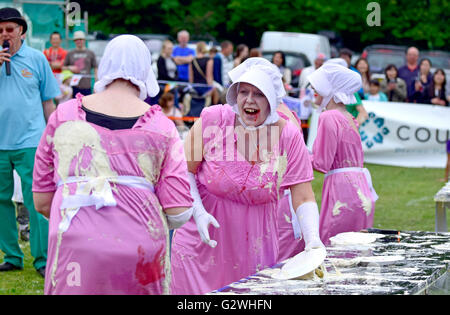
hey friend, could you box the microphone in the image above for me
[3,41,11,76]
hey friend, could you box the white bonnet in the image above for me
[307,61,362,112]
[94,35,159,100]
[226,57,286,126]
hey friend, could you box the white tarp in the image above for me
[307,101,450,168]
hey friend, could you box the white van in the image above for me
[260,31,331,65]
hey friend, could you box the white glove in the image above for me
[188,172,220,248]
[296,202,325,251]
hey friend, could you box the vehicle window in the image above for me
[144,39,163,54]
[422,55,450,69]
[367,53,405,72]
[262,53,310,71]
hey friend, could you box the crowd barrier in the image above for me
[307,101,450,168]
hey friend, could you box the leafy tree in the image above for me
[78,0,449,51]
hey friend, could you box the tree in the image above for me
[78,0,449,51]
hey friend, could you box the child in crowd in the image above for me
[365,79,388,102]
[159,91,185,127]
[55,70,74,104]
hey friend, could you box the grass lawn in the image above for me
[0,163,447,295]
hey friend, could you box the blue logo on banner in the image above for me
[360,112,390,149]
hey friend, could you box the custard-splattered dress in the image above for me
[32,96,192,294]
[276,110,307,262]
[312,110,375,245]
[170,104,313,294]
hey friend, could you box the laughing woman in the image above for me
[170,58,324,294]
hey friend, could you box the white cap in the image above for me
[226,57,285,127]
[94,35,159,100]
[73,31,86,40]
[307,62,361,112]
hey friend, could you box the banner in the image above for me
[307,101,450,168]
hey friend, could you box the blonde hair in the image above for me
[161,40,173,54]
[196,41,208,55]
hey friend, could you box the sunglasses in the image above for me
[0,25,19,34]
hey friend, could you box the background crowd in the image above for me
[40,29,450,123]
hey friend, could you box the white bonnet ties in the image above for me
[307,60,362,113]
[226,57,286,128]
[94,35,159,100]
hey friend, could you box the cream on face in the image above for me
[236,82,271,127]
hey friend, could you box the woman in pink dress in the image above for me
[171,58,324,295]
[32,35,193,295]
[307,61,378,245]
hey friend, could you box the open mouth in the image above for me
[243,108,260,115]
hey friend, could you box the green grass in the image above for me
[1,163,447,295]
[0,241,44,295]
[311,164,448,231]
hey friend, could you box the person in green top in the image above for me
[346,92,368,126]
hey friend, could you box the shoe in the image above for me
[37,266,46,278]
[0,262,22,272]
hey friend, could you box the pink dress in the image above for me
[32,95,192,295]
[170,105,313,295]
[276,110,306,262]
[312,110,375,245]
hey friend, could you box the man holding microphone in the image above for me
[0,7,60,277]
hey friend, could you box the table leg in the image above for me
[435,202,448,232]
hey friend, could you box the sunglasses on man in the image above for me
[0,25,19,34]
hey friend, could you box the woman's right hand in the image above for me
[192,206,220,248]
[187,171,220,248]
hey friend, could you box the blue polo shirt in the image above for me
[0,41,60,150]
[172,46,195,81]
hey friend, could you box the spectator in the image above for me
[233,43,248,67]
[380,64,407,102]
[63,30,98,96]
[271,50,292,86]
[218,40,234,87]
[159,91,184,127]
[157,39,178,81]
[172,30,195,82]
[12,170,30,242]
[209,46,223,85]
[339,48,357,71]
[422,69,448,106]
[249,47,262,57]
[55,70,74,104]
[43,31,67,80]
[340,48,364,98]
[365,79,388,102]
[0,7,60,277]
[355,58,371,95]
[411,58,433,103]
[189,41,214,99]
[398,46,420,102]
[298,53,326,89]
